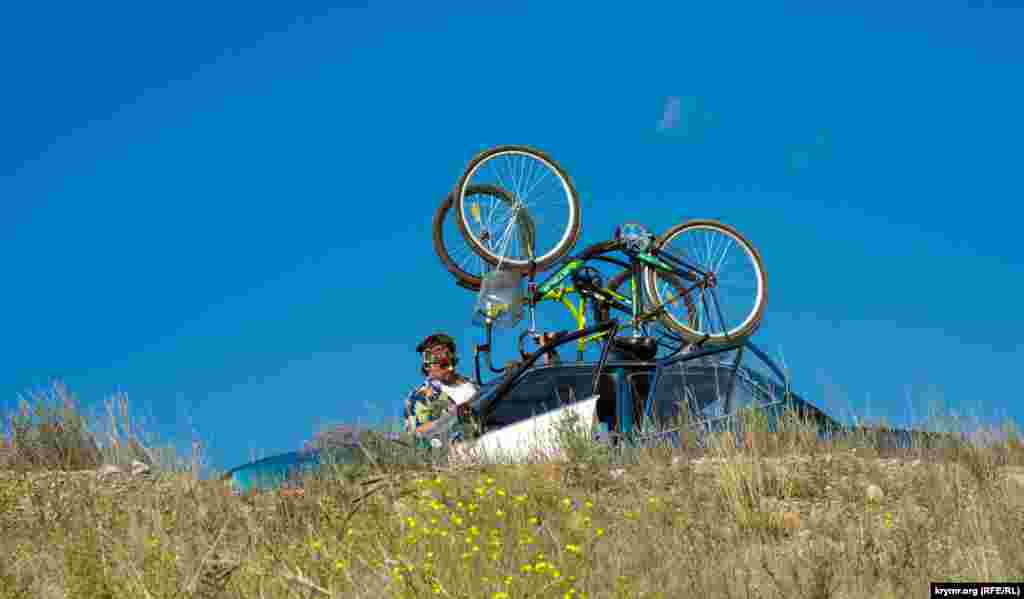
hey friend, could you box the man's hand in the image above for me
[416,384,436,398]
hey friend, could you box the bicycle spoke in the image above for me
[647,221,764,342]
[458,147,577,268]
[709,288,731,341]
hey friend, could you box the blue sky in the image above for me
[3,1,1022,473]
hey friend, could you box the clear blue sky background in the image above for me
[3,1,1022,473]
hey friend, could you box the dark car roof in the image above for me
[473,353,838,430]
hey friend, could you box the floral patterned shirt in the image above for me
[403,374,478,436]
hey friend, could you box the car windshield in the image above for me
[649,357,750,426]
[648,346,812,429]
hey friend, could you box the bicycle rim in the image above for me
[432,184,519,290]
[644,220,766,344]
[455,145,581,271]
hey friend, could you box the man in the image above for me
[404,333,479,439]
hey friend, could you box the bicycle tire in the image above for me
[453,145,581,273]
[643,219,767,344]
[432,184,521,291]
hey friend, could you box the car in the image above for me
[224,334,959,493]
[418,335,842,461]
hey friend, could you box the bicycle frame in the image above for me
[536,284,629,360]
[523,254,680,360]
[526,240,715,349]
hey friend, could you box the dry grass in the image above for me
[2,381,1024,598]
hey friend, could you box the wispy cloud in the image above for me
[656,95,713,138]
[657,96,683,132]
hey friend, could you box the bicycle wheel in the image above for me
[643,219,767,344]
[454,145,581,273]
[432,184,526,291]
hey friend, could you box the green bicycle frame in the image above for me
[522,236,713,361]
[536,284,629,359]
[530,254,684,359]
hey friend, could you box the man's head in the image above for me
[416,332,458,377]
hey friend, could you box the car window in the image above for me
[683,366,729,419]
[730,367,783,410]
[651,364,691,427]
[554,383,577,406]
[486,379,559,429]
[628,372,652,428]
[655,361,761,425]
[553,372,597,404]
[486,369,616,431]
[594,373,617,431]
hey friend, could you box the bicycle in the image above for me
[441,145,767,365]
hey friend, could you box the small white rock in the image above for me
[609,468,626,480]
[865,484,885,503]
[96,464,123,479]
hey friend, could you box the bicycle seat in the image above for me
[610,336,658,361]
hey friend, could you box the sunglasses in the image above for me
[422,348,453,369]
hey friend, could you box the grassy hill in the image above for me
[2,381,1023,598]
